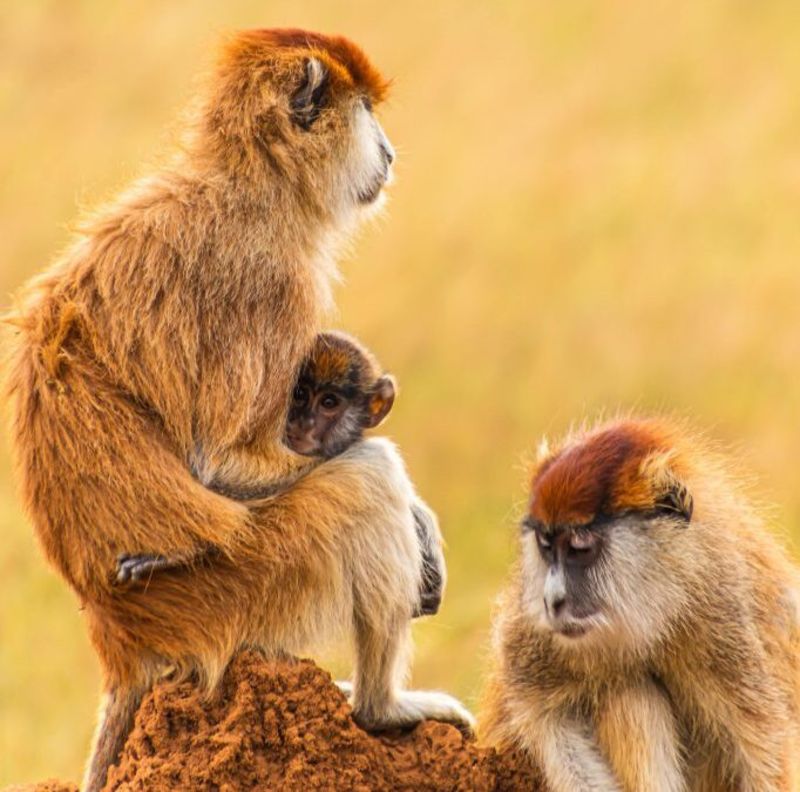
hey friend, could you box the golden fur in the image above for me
[480,417,800,792]
[3,28,470,792]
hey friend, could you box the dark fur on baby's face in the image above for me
[286,332,395,458]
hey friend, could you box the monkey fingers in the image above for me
[114,553,182,585]
[370,690,476,735]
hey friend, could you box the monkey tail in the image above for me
[82,685,144,792]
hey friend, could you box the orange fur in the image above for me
[2,28,470,792]
[530,419,679,526]
[229,29,391,104]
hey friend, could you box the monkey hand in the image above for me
[411,500,446,618]
[113,546,216,585]
[114,554,182,585]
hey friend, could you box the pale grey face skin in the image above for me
[345,98,395,208]
[521,512,692,653]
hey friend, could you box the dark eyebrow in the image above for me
[521,516,544,534]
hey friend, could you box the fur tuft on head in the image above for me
[221,28,391,104]
[302,331,382,391]
[528,418,693,527]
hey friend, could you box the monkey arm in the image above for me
[410,500,446,617]
[679,650,796,792]
[596,680,685,792]
[505,700,623,792]
[195,440,319,500]
[116,454,434,591]
[12,346,258,598]
[110,443,311,589]
[113,441,325,586]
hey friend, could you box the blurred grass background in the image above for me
[3,0,800,785]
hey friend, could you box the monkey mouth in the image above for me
[549,611,601,639]
[556,622,591,639]
[285,434,321,456]
[357,167,390,204]
[357,180,383,204]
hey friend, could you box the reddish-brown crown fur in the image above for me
[301,332,381,391]
[224,28,391,104]
[529,420,675,526]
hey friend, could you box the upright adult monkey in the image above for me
[4,29,471,792]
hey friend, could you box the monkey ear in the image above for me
[290,57,329,130]
[366,375,396,428]
[655,479,694,523]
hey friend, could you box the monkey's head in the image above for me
[286,332,395,458]
[198,29,394,219]
[519,418,699,652]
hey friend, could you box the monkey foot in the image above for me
[335,680,354,699]
[352,690,476,736]
[115,553,175,585]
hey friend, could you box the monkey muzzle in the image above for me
[542,564,601,639]
[357,122,395,205]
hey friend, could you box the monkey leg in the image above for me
[247,438,473,731]
[597,680,686,792]
[94,437,472,748]
[349,610,474,730]
[82,685,145,792]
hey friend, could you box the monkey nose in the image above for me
[546,593,567,618]
[543,569,568,619]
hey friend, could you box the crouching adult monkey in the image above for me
[4,29,472,792]
[480,417,800,792]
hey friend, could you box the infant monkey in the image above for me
[286,332,444,616]
[285,331,396,457]
[118,332,445,617]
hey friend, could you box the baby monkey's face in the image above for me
[286,331,396,458]
[286,374,395,458]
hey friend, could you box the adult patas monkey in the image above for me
[480,417,800,791]
[4,29,471,792]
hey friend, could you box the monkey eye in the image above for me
[293,384,310,407]
[569,527,595,551]
[534,527,552,551]
[320,393,341,410]
[362,96,373,113]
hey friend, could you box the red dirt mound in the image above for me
[12,651,542,791]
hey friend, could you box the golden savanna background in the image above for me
[3,0,800,785]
